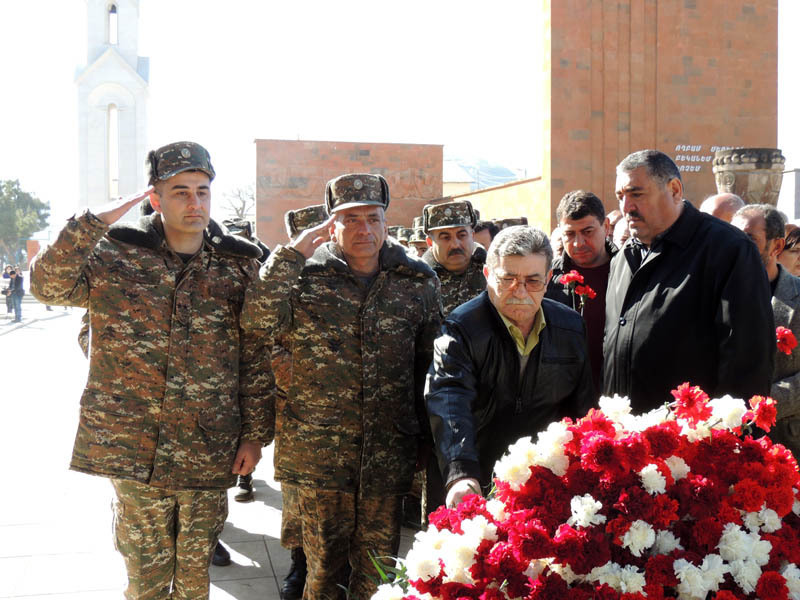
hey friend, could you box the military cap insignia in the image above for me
[180,148,191,158]
[353,179,363,190]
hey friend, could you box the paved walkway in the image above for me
[0,300,414,599]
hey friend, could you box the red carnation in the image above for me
[560,270,584,285]
[731,478,767,513]
[749,395,778,432]
[574,284,597,299]
[755,571,789,600]
[712,592,741,600]
[670,382,712,425]
[645,554,678,587]
[777,326,798,355]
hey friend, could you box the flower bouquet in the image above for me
[374,385,800,600]
[559,270,597,314]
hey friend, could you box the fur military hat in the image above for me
[325,173,390,214]
[147,141,215,185]
[409,228,426,243]
[494,217,529,230]
[388,226,402,239]
[412,216,424,229]
[397,227,414,242]
[423,199,478,234]
[223,218,254,240]
[285,204,327,239]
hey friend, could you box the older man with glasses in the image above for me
[425,225,594,508]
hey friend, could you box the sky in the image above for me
[0,0,797,229]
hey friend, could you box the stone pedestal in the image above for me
[712,148,785,206]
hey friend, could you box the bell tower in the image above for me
[76,0,148,211]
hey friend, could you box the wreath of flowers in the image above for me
[373,384,800,600]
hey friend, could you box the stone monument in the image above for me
[712,148,785,206]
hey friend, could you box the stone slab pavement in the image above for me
[0,300,414,599]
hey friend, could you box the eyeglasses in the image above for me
[493,273,546,292]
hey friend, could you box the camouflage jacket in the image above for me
[421,244,487,316]
[30,211,275,490]
[242,239,443,496]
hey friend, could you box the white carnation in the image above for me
[680,417,712,441]
[653,529,684,554]
[531,422,572,477]
[729,559,762,594]
[588,562,623,590]
[413,524,451,553]
[750,531,772,566]
[664,455,690,481]
[781,563,800,600]
[598,394,631,423]
[674,554,728,599]
[371,583,406,600]
[708,394,747,430]
[549,562,579,584]
[639,464,667,495]
[760,507,782,533]
[717,523,754,562]
[743,511,762,533]
[619,565,647,594]
[567,494,606,528]
[794,498,800,516]
[621,520,655,557]
[440,532,476,583]
[461,515,498,545]
[621,406,670,433]
[485,499,507,522]
[405,546,441,581]
[494,437,536,489]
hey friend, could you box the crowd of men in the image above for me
[29,143,799,600]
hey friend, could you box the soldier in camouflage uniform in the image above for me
[419,200,488,520]
[408,216,428,258]
[276,203,328,600]
[30,141,275,600]
[422,199,487,316]
[243,174,442,600]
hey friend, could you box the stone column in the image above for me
[712,148,786,206]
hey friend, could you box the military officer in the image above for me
[242,173,442,600]
[422,199,487,315]
[30,141,274,600]
[276,203,328,600]
[408,216,428,257]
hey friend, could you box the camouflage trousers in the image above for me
[281,482,303,549]
[111,479,227,600]
[297,487,403,600]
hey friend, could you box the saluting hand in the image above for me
[288,214,336,259]
[93,187,154,226]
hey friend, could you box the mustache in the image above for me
[448,248,465,257]
[506,297,536,305]
[626,210,644,221]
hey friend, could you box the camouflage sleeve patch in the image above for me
[30,211,108,307]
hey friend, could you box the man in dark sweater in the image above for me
[545,190,616,394]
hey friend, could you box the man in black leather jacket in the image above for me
[425,226,594,508]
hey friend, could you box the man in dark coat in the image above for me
[426,226,594,508]
[604,149,773,412]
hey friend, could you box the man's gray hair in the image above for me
[617,149,682,187]
[734,203,787,241]
[486,225,553,272]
